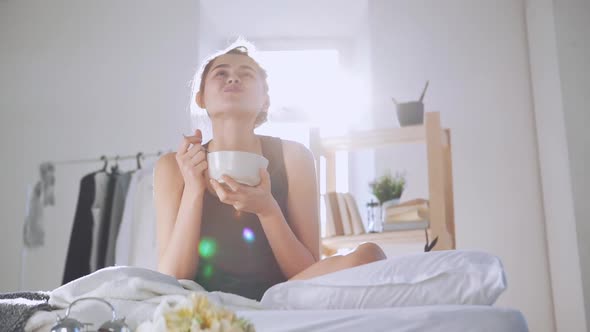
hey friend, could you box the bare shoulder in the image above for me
[282,140,313,167]
[154,152,183,191]
[281,139,315,180]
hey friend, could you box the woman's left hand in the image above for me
[210,168,279,217]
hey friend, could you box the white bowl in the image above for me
[207,151,269,186]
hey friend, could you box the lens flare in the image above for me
[198,238,217,259]
[202,263,214,279]
[242,228,255,244]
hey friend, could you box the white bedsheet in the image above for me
[237,306,528,332]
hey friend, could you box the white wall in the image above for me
[0,0,199,291]
[553,1,590,328]
[527,0,590,331]
[527,0,588,331]
[368,1,555,331]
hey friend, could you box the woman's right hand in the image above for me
[176,129,208,195]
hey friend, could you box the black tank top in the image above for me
[194,135,289,300]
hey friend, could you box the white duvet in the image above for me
[25,266,262,332]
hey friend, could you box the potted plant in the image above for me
[369,172,406,226]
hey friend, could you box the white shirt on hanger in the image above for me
[115,162,158,270]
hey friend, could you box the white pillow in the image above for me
[260,250,507,310]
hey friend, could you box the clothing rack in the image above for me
[47,150,172,167]
[20,149,173,290]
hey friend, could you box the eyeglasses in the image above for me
[50,297,130,332]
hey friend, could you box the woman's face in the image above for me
[198,54,268,122]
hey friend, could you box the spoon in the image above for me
[419,80,430,103]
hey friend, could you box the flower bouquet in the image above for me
[137,293,255,332]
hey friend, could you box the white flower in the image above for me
[140,293,255,332]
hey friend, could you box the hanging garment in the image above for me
[23,182,45,249]
[62,172,97,284]
[104,171,134,267]
[39,162,55,206]
[23,162,56,249]
[95,169,119,269]
[115,162,157,270]
[89,172,112,272]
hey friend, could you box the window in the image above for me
[254,49,354,236]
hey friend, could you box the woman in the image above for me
[154,44,386,301]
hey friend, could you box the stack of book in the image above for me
[323,192,366,237]
[383,198,430,232]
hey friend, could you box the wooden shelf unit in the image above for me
[310,112,456,254]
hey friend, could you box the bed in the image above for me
[11,250,528,332]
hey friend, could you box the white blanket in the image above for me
[25,266,262,332]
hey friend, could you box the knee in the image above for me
[351,242,386,266]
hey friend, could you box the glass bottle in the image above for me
[366,200,382,233]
